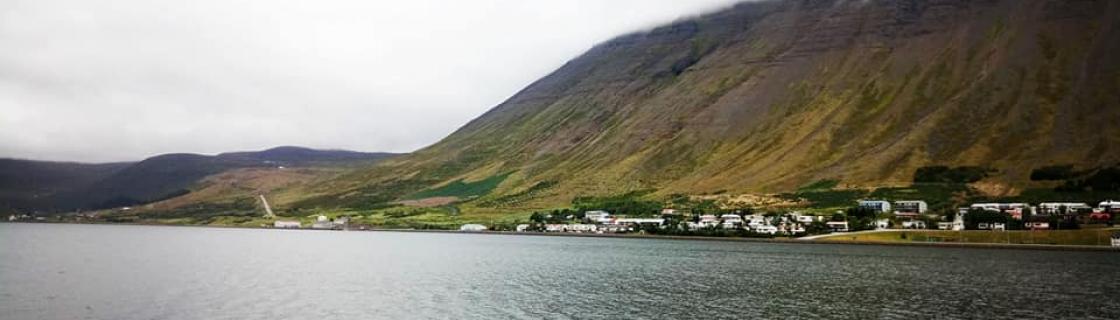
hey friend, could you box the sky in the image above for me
[0,0,743,163]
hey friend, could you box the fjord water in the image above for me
[2,224,1118,320]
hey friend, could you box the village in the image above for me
[8,199,1120,247]
[466,199,1120,247]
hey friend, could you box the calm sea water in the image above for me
[1,223,1118,320]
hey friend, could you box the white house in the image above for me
[311,215,335,229]
[720,214,743,228]
[459,224,488,232]
[615,218,664,226]
[901,220,926,229]
[826,221,850,232]
[751,224,778,235]
[1098,200,1120,213]
[777,222,805,235]
[274,221,301,229]
[567,224,598,233]
[859,200,892,213]
[698,215,719,228]
[333,216,349,227]
[545,224,568,232]
[971,203,1028,212]
[1037,203,1092,215]
[585,210,612,224]
[938,213,964,231]
[874,219,891,230]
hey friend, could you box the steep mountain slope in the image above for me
[303,0,1120,211]
[0,147,397,212]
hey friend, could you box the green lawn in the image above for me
[817,229,1119,246]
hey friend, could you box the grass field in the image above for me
[816,228,1119,246]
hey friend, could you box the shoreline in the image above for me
[5,221,1119,252]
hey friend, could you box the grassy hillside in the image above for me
[287,0,1120,216]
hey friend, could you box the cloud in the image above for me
[0,0,741,162]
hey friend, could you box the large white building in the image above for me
[893,200,928,215]
[858,200,892,213]
[970,203,1029,212]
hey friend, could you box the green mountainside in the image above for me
[296,0,1120,215]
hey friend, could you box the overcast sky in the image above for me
[0,0,742,162]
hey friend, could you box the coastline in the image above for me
[6,221,1118,252]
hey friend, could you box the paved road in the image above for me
[798,229,895,240]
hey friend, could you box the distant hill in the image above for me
[0,160,132,212]
[0,147,397,213]
[294,0,1120,212]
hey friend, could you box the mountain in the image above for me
[296,0,1120,212]
[0,147,397,212]
[0,160,132,212]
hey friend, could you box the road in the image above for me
[258,195,274,218]
[798,229,896,240]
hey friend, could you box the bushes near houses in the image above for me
[913,166,993,183]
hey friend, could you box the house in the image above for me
[615,218,664,226]
[544,224,568,232]
[1037,203,1092,215]
[901,220,927,229]
[567,224,598,233]
[459,224,488,232]
[585,211,612,224]
[937,221,963,230]
[751,224,778,235]
[274,221,301,229]
[826,221,850,232]
[746,215,767,227]
[599,224,629,233]
[858,200,892,213]
[893,200,928,216]
[720,214,743,228]
[1099,200,1120,214]
[777,222,805,235]
[971,203,1028,213]
[311,215,334,229]
[333,216,349,228]
[698,214,719,228]
[938,214,964,231]
[794,214,819,224]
